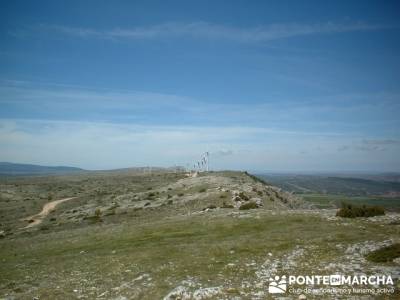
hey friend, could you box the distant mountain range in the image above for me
[256,173,400,196]
[0,162,185,176]
[0,162,85,176]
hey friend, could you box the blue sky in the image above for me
[0,0,400,171]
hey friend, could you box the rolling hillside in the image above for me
[0,162,84,176]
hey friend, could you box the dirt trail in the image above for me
[21,197,77,228]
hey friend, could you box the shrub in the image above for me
[221,202,234,208]
[239,201,258,210]
[365,244,400,262]
[238,192,249,201]
[178,193,184,197]
[336,202,385,218]
[95,208,102,217]
[167,194,172,199]
[219,194,227,199]
[274,191,283,200]
[257,190,263,196]
[203,205,217,211]
[199,188,207,193]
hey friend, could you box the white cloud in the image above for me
[2,80,398,133]
[1,119,399,172]
[213,149,234,157]
[1,81,399,171]
[35,21,389,42]
[0,119,263,169]
[337,139,400,153]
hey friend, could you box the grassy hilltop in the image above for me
[0,170,399,299]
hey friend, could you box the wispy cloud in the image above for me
[30,21,389,42]
[362,139,400,146]
[1,79,399,141]
[1,119,399,171]
[337,139,400,152]
[213,149,234,157]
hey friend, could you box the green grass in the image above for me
[1,171,399,299]
[1,210,398,299]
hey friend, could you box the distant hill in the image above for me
[0,162,84,176]
[256,174,400,196]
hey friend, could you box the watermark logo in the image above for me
[268,275,287,294]
[266,274,395,296]
[329,274,342,286]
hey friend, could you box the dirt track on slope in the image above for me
[21,197,77,228]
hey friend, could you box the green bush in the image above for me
[336,202,385,218]
[203,204,217,211]
[221,202,234,208]
[85,208,103,223]
[199,188,207,193]
[366,244,400,262]
[95,208,102,218]
[239,201,258,210]
[238,192,249,201]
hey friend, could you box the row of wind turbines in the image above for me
[188,151,210,173]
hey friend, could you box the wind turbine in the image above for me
[204,151,210,171]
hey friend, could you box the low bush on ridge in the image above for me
[366,243,400,262]
[336,202,385,218]
[239,201,258,210]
